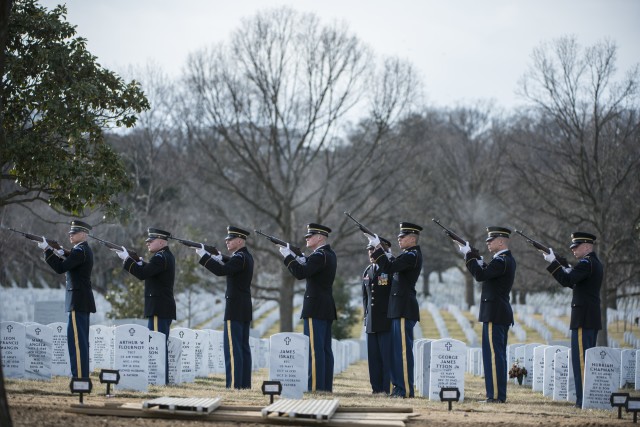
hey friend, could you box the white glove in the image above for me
[115,246,129,261]
[476,256,484,267]
[54,249,66,258]
[195,244,209,258]
[366,233,380,248]
[458,241,471,255]
[296,256,306,265]
[136,258,143,266]
[562,267,573,274]
[543,248,556,263]
[211,253,223,265]
[279,244,292,258]
[37,236,50,250]
[385,250,393,260]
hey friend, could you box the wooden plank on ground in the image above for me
[67,403,415,426]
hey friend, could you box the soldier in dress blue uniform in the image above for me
[367,222,422,398]
[458,226,515,403]
[39,220,96,378]
[542,231,602,408]
[280,223,337,392]
[115,228,176,385]
[193,226,254,389]
[362,236,393,394]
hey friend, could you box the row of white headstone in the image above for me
[467,342,635,409]
[0,321,363,397]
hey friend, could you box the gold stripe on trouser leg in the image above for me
[578,327,585,391]
[488,322,498,399]
[401,318,409,395]
[309,319,316,391]
[71,310,82,377]
[226,320,235,388]
[153,315,158,331]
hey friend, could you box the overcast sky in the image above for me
[41,0,640,109]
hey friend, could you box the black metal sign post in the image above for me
[626,396,640,423]
[99,369,120,397]
[69,378,92,404]
[439,387,460,411]
[261,380,283,404]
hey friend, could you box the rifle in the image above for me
[515,230,570,267]
[344,211,376,236]
[254,230,304,257]
[88,235,140,261]
[168,237,229,261]
[6,227,71,256]
[431,219,467,246]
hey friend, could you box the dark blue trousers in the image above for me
[482,322,509,401]
[67,310,90,378]
[304,318,334,392]
[572,327,598,406]
[224,320,252,389]
[367,330,392,394]
[390,318,415,397]
[148,315,172,385]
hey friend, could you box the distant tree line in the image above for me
[1,3,639,346]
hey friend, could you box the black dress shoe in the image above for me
[480,398,505,403]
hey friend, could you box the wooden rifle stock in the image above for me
[6,227,71,256]
[89,235,140,261]
[515,230,570,268]
[254,230,304,257]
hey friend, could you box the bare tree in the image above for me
[395,104,509,308]
[512,36,640,345]
[180,7,419,331]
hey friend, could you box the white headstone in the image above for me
[257,338,270,369]
[249,336,259,371]
[471,348,483,376]
[507,343,525,376]
[89,325,113,371]
[523,343,542,387]
[419,340,433,397]
[25,323,53,380]
[532,345,549,392]
[269,333,309,399]
[148,330,166,386]
[566,351,577,403]
[413,339,429,396]
[635,350,640,391]
[513,345,526,384]
[114,324,149,392]
[1,321,25,378]
[429,339,466,401]
[582,346,621,410]
[542,345,569,397]
[47,322,71,377]
[208,330,225,374]
[332,338,343,374]
[170,328,196,383]
[193,329,210,378]
[620,349,636,388]
[168,335,183,385]
[552,350,570,401]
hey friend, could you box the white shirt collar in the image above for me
[493,249,508,258]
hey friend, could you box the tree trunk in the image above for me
[464,268,475,310]
[422,261,431,297]
[518,291,526,305]
[279,270,295,332]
